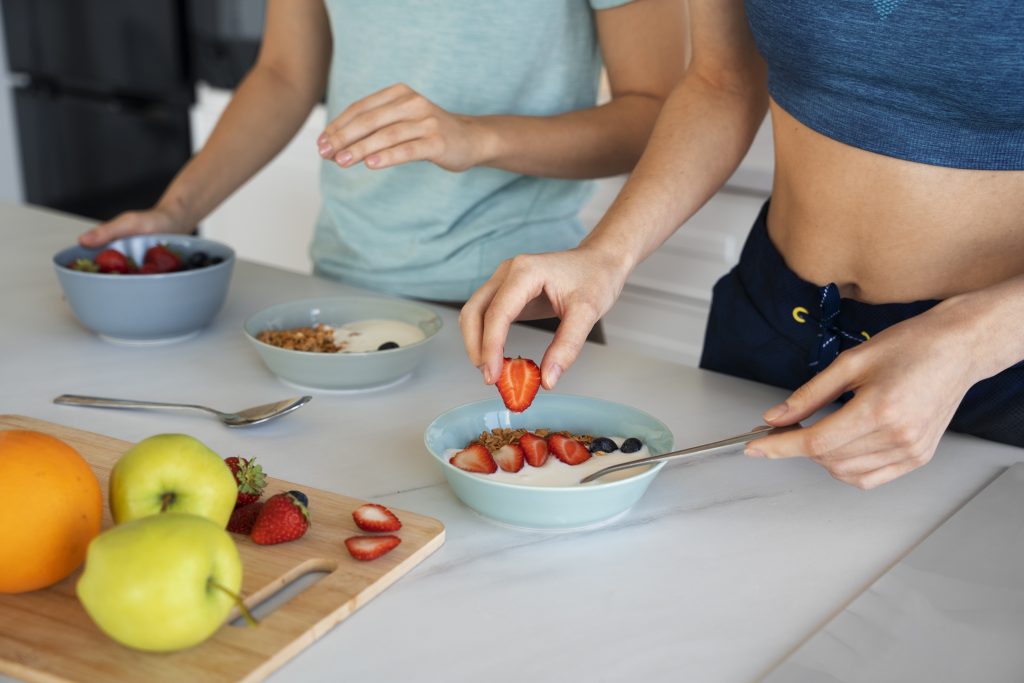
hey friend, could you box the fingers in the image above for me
[318,84,430,163]
[761,352,861,425]
[460,272,504,376]
[478,263,546,385]
[538,304,598,390]
[78,211,166,248]
[338,121,438,169]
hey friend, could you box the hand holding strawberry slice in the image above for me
[496,356,541,413]
[352,503,402,532]
[251,490,309,545]
[225,456,267,508]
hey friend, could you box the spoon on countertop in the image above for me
[53,394,312,427]
[579,423,800,484]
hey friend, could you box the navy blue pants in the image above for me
[699,201,1024,448]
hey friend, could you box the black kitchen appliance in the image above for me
[2,0,265,221]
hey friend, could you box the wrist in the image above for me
[936,285,1024,382]
[577,230,638,285]
[155,192,198,233]
[466,115,504,168]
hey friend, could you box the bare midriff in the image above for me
[766,99,1024,304]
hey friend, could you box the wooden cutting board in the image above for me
[0,415,446,683]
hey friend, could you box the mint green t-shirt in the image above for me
[311,0,633,302]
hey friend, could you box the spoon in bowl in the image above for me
[579,424,800,484]
[53,394,312,427]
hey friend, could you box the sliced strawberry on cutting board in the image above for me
[496,356,541,413]
[450,443,497,474]
[345,535,401,561]
[227,501,264,535]
[493,443,525,473]
[352,503,402,532]
[548,434,591,466]
[519,432,549,467]
[251,490,310,545]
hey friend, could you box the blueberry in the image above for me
[187,251,209,269]
[287,490,309,507]
[620,437,643,453]
[209,256,225,266]
[589,437,618,453]
[377,341,399,350]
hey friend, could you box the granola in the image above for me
[255,324,345,353]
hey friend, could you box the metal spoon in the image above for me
[53,394,312,427]
[579,424,800,484]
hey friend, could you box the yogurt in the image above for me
[332,319,425,352]
[446,437,652,487]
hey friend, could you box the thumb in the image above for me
[763,362,853,425]
[538,306,595,390]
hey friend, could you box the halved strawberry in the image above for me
[352,503,402,532]
[548,434,591,466]
[493,443,525,473]
[345,535,401,561]
[519,432,549,467]
[496,356,541,413]
[227,501,263,535]
[450,443,497,474]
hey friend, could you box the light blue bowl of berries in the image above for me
[424,394,674,531]
[53,234,235,344]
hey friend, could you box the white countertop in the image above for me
[3,201,1022,683]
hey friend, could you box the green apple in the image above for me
[77,513,244,652]
[109,433,236,527]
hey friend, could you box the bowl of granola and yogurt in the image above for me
[424,394,674,530]
[243,296,442,390]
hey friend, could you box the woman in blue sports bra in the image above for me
[462,0,1024,489]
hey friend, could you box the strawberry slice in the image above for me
[345,535,401,561]
[496,356,541,413]
[352,503,402,532]
[519,432,549,467]
[493,443,525,473]
[450,443,497,474]
[548,434,591,466]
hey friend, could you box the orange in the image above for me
[0,430,103,593]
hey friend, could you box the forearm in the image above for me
[157,64,321,226]
[473,93,665,179]
[581,69,768,274]
[942,272,1024,382]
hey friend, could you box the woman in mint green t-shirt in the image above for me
[80,0,688,303]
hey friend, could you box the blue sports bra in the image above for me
[744,0,1024,170]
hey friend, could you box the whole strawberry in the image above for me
[143,244,182,273]
[227,501,264,535]
[251,491,310,545]
[225,456,267,508]
[95,248,135,274]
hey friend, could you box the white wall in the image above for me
[0,6,24,203]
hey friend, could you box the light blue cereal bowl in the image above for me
[53,234,235,343]
[244,296,442,391]
[424,394,674,530]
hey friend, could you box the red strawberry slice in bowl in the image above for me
[143,244,183,273]
[493,443,525,473]
[519,432,549,467]
[352,503,402,532]
[548,434,591,466]
[496,356,541,413]
[450,443,497,474]
[95,248,135,274]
